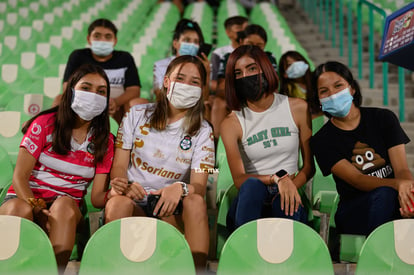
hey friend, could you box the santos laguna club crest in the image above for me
[180,135,192,150]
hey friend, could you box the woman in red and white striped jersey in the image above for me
[0,64,114,272]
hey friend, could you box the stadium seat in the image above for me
[215,137,234,205]
[355,219,414,274]
[216,184,238,258]
[183,2,214,44]
[79,217,195,275]
[5,93,52,117]
[215,0,247,48]
[311,163,337,214]
[326,194,366,262]
[0,111,25,166]
[217,218,334,274]
[0,145,13,204]
[0,215,58,274]
[109,116,119,136]
[131,2,180,99]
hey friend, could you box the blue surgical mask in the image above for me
[320,87,353,117]
[178,42,199,56]
[91,41,114,56]
[286,61,309,79]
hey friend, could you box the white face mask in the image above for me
[90,41,114,56]
[71,90,107,121]
[167,81,202,109]
[286,61,309,79]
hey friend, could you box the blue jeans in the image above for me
[335,186,401,236]
[226,178,308,232]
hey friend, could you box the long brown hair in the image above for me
[225,45,279,111]
[22,64,111,164]
[149,55,207,136]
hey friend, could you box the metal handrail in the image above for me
[297,0,407,121]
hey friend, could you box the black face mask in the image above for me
[235,73,269,104]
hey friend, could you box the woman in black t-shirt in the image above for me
[310,61,414,236]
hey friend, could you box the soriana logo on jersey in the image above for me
[131,153,182,180]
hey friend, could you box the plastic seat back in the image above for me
[217,218,334,275]
[0,111,25,166]
[79,217,195,275]
[355,219,414,274]
[216,184,238,257]
[215,137,234,205]
[0,215,58,274]
[0,145,13,203]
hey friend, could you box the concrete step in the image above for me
[278,0,414,171]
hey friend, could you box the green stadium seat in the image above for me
[326,194,366,262]
[216,184,238,258]
[0,111,26,166]
[215,0,247,48]
[311,163,337,214]
[5,93,52,117]
[1,64,18,84]
[79,217,196,275]
[340,234,366,263]
[217,218,334,274]
[0,145,13,203]
[355,219,414,274]
[0,215,58,274]
[183,2,214,45]
[215,137,234,205]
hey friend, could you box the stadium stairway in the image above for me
[278,0,414,175]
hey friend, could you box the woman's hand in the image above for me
[150,182,182,217]
[110,177,129,195]
[110,177,147,201]
[197,52,210,75]
[397,179,414,215]
[276,177,302,216]
[125,182,147,201]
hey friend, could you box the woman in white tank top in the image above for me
[220,45,315,231]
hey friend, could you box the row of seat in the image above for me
[215,0,247,48]
[130,2,181,100]
[0,0,162,105]
[0,0,342,257]
[1,0,401,270]
[1,215,413,274]
[183,2,214,45]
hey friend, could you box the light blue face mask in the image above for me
[286,61,309,79]
[178,42,199,56]
[320,87,353,117]
[91,41,114,56]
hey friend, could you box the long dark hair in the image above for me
[225,45,279,111]
[310,61,362,117]
[22,64,111,164]
[149,55,207,136]
[278,51,316,112]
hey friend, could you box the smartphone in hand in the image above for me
[147,194,183,217]
[198,43,212,57]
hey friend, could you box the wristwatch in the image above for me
[179,181,189,197]
[273,169,288,184]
